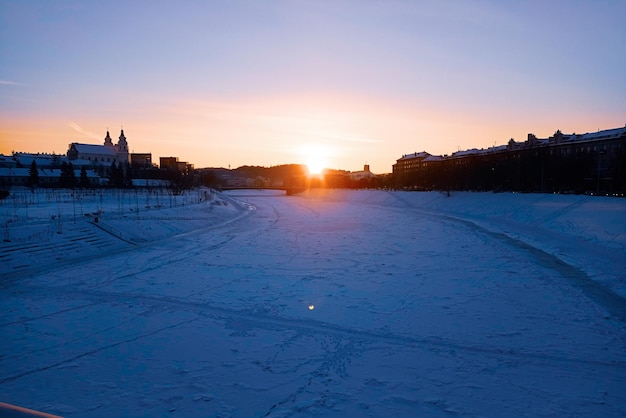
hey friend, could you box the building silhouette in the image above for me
[67,130,130,169]
[393,126,626,194]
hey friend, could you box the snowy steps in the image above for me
[0,223,126,276]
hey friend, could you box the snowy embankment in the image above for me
[0,188,247,278]
[310,189,626,298]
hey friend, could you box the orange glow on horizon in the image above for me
[301,143,332,176]
[1,93,623,174]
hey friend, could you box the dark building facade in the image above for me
[130,153,153,169]
[393,126,626,194]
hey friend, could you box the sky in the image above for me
[1,0,625,173]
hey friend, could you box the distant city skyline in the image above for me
[1,1,624,173]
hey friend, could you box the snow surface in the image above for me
[1,188,625,417]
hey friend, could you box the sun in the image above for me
[306,158,326,176]
[302,143,330,176]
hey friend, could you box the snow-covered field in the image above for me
[1,188,625,417]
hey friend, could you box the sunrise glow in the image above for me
[301,143,331,176]
[306,159,326,176]
[0,2,623,173]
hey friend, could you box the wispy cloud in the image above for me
[0,80,22,86]
[69,122,100,140]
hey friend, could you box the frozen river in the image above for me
[1,189,625,417]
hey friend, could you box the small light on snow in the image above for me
[308,304,315,310]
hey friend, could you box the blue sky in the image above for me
[1,0,624,172]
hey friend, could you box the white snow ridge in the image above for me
[1,188,625,417]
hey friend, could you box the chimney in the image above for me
[364,164,370,172]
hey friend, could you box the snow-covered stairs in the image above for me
[0,222,129,276]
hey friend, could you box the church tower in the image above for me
[117,129,128,153]
[115,129,130,163]
[104,130,113,147]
